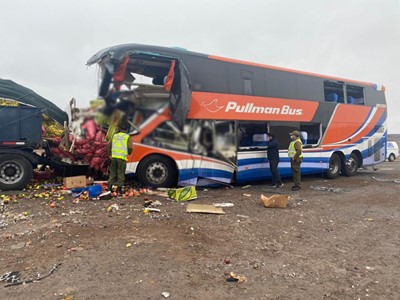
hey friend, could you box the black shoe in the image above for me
[291,185,300,191]
[276,183,284,188]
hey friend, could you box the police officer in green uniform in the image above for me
[288,131,303,191]
[108,124,133,193]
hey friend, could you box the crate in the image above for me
[63,175,87,189]
[167,186,197,202]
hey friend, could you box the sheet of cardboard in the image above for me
[186,204,225,214]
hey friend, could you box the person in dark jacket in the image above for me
[267,132,283,188]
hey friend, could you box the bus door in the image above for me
[236,121,269,183]
[188,120,236,186]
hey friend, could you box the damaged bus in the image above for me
[87,44,387,187]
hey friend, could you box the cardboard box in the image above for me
[167,186,197,202]
[260,194,288,208]
[63,175,87,189]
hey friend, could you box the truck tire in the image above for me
[0,154,33,191]
[325,153,341,179]
[137,155,177,188]
[342,153,359,177]
[388,153,395,162]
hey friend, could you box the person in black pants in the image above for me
[266,132,283,188]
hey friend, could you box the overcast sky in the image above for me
[1,0,399,132]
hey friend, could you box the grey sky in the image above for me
[1,0,399,132]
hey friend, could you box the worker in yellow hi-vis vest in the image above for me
[107,123,133,193]
[288,130,303,191]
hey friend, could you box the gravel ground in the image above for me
[1,160,399,300]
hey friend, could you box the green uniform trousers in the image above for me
[108,158,127,189]
[290,158,302,186]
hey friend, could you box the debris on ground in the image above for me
[241,185,251,189]
[371,176,400,183]
[140,188,168,198]
[0,271,21,283]
[2,263,62,287]
[225,272,247,283]
[260,194,288,208]
[167,186,197,201]
[186,204,225,214]
[161,292,171,298]
[236,214,250,219]
[213,203,234,208]
[310,185,349,193]
[107,204,119,212]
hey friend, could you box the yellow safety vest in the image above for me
[288,139,303,158]
[111,132,129,160]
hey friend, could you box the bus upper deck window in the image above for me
[324,81,344,103]
[346,85,365,105]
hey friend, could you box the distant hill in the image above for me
[388,134,400,144]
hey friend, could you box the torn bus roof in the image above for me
[86,43,207,66]
[0,79,68,125]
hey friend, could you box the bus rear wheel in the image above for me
[137,155,177,188]
[325,153,341,179]
[0,154,33,191]
[342,153,359,176]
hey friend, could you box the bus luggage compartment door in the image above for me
[236,149,269,183]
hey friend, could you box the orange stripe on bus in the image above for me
[188,91,318,122]
[322,106,384,145]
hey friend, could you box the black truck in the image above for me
[0,79,86,191]
[0,105,45,190]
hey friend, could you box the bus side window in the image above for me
[241,71,253,95]
[299,123,321,147]
[346,85,365,105]
[299,131,308,145]
[324,81,344,103]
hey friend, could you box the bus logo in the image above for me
[201,99,225,113]
[226,101,303,116]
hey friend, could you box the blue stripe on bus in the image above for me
[362,110,386,141]
[236,137,386,183]
[178,168,233,182]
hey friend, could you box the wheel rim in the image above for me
[329,157,339,174]
[0,161,24,184]
[347,157,357,173]
[146,162,168,184]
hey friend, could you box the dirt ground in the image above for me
[1,160,399,300]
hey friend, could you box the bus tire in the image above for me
[388,153,395,162]
[0,154,33,191]
[325,153,341,179]
[137,155,177,188]
[342,153,359,176]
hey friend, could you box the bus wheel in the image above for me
[0,154,33,191]
[325,153,341,179]
[343,153,359,176]
[137,155,177,188]
[388,153,395,162]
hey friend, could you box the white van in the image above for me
[387,141,399,162]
